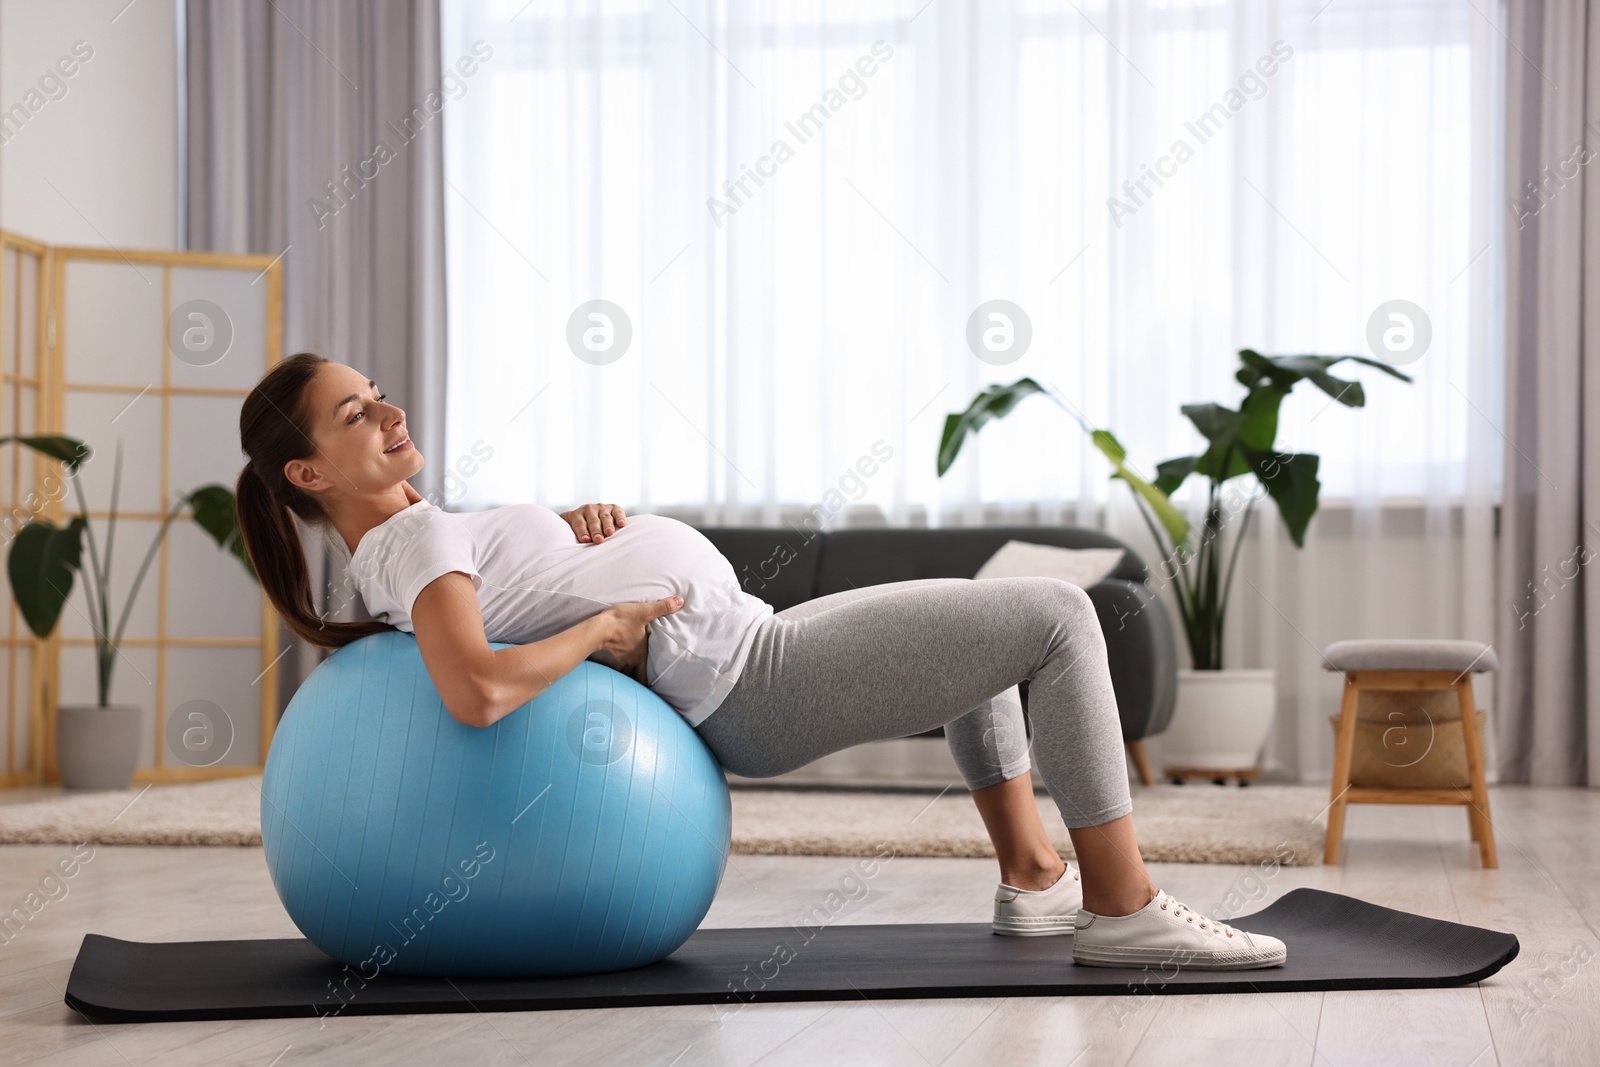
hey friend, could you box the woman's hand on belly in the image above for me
[585,643,646,684]
[559,502,628,543]
[591,594,684,681]
[588,646,649,684]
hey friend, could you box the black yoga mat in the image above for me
[64,889,1517,1023]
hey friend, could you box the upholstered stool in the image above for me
[1321,639,1497,868]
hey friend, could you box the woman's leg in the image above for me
[1068,814,1157,915]
[697,576,1151,908]
[971,773,1069,891]
[767,584,1064,890]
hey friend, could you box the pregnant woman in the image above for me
[236,354,1286,970]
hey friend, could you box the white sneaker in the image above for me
[1072,889,1288,969]
[992,862,1082,936]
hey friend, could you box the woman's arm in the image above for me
[412,570,681,728]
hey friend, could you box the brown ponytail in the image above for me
[235,352,395,649]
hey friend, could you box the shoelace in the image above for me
[1156,891,1239,939]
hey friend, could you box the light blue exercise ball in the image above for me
[260,630,731,978]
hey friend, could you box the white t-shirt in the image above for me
[338,500,774,727]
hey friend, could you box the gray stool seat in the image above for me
[1321,639,1497,674]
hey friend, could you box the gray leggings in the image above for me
[694,577,1133,829]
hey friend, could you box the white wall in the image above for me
[0,0,178,248]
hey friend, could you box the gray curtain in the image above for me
[1499,0,1600,787]
[184,0,449,709]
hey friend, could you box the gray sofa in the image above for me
[693,524,1178,781]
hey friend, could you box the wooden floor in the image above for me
[0,785,1595,1066]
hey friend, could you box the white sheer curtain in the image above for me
[439,0,1504,781]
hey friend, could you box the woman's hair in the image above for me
[236,351,396,650]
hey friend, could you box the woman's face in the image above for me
[284,362,425,507]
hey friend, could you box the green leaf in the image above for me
[1236,385,1287,450]
[186,484,258,583]
[1236,349,1298,391]
[1092,430,1190,547]
[1153,455,1199,497]
[1273,353,1415,385]
[1297,366,1366,408]
[937,378,1053,476]
[1192,442,1252,482]
[7,517,86,639]
[0,434,91,471]
[1241,353,1415,411]
[1181,402,1243,446]
[1241,446,1321,547]
[1184,402,1280,483]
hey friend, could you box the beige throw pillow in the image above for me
[973,539,1125,589]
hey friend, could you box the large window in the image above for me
[440,0,1503,524]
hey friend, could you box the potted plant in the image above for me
[938,350,1411,775]
[2,434,254,789]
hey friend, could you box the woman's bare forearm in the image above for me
[477,615,610,727]
[473,593,678,727]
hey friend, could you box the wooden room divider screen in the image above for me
[0,228,284,787]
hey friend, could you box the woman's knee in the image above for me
[1012,576,1097,626]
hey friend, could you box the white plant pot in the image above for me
[1158,669,1277,771]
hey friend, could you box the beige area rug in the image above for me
[0,777,1327,865]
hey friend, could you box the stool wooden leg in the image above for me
[1126,740,1155,786]
[1455,680,1497,868]
[1465,768,1482,842]
[1325,675,1361,864]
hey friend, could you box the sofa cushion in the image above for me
[814,526,1146,596]
[973,539,1126,588]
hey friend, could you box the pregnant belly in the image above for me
[483,514,744,657]
[596,515,736,596]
